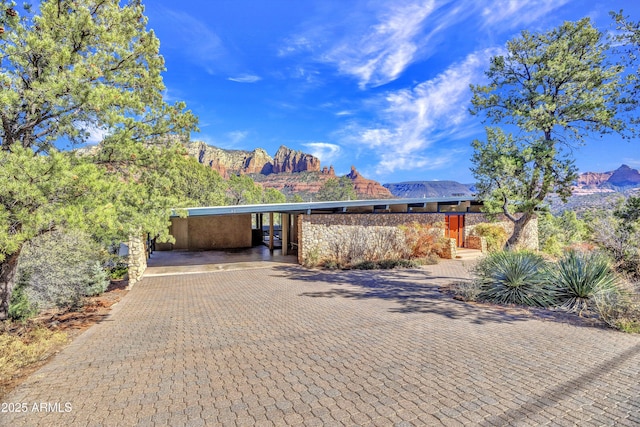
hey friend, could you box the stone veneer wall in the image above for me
[465,214,539,250]
[466,235,487,253]
[127,235,147,288]
[298,213,445,264]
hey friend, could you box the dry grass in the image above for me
[0,325,68,397]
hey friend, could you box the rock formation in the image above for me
[271,146,320,174]
[183,141,392,199]
[346,166,393,198]
[184,142,275,178]
[573,165,640,193]
[606,164,640,187]
[575,171,612,189]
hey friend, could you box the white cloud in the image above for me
[79,123,109,145]
[303,142,342,163]
[480,0,572,28]
[153,8,227,74]
[226,131,248,145]
[622,158,640,168]
[341,48,499,174]
[323,0,437,88]
[228,74,262,83]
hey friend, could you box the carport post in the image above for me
[269,212,274,253]
[282,213,289,255]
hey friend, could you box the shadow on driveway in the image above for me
[271,265,535,326]
[272,265,606,330]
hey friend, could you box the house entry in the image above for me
[445,214,465,247]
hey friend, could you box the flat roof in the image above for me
[172,196,479,217]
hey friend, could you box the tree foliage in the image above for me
[470,18,629,248]
[538,211,589,256]
[316,177,357,202]
[0,0,197,318]
[0,0,196,151]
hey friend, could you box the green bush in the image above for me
[17,230,110,311]
[8,282,38,321]
[471,223,508,252]
[474,250,554,307]
[549,250,620,314]
[108,264,129,280]
[539,211,589,257]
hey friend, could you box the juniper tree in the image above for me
[470,18,630,248]
[0,0,197,318]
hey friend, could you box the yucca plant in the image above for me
[474,251,554,307]
[549,250,620,314]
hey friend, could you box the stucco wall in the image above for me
[157,214,252,251]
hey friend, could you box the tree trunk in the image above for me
[506,213,533,249]
[0,252,20,320]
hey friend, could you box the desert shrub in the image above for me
[325,227,406,268]
[549,250,620,314]
[593,284,640,333]
[352,260,377,270]
[7,282,37,322]
[108,264,129,280]
[451,281,482,302]
[377,259,418,269]
[586,198,640,280]
[400,222,446,260]
[17,230,110,311]
[351,259,419,270]
[471,223,508,252]
[303,246,321,267]
[474,251,554,307]
[363,228,407,261]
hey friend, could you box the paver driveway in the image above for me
[2,261,639,426]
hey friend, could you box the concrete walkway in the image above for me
[2,260,639,426]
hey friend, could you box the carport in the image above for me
[154,196,480,256]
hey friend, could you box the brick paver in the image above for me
[2,260,639,426]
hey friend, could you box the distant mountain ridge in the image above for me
[574,164,640,194]
[383,181,473,198]
[382,165,640,199]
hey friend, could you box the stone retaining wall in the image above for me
[127,235,147,288]
[465,214,539,250]
[298,213,445,265]
[298,212,539,265]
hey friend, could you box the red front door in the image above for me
[446,214,465,247]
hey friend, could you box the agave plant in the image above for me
[549,250,619,314]
[474,251,554,307]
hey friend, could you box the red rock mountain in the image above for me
[184,141,392,199]
[575,171,612,189]
[346,166,392,198]
[272,146,320,173]
[573,164,640,193]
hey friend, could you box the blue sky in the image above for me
[143,0,640,184]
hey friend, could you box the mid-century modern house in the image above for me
[157,197,536,256]
[125,197,538,285]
